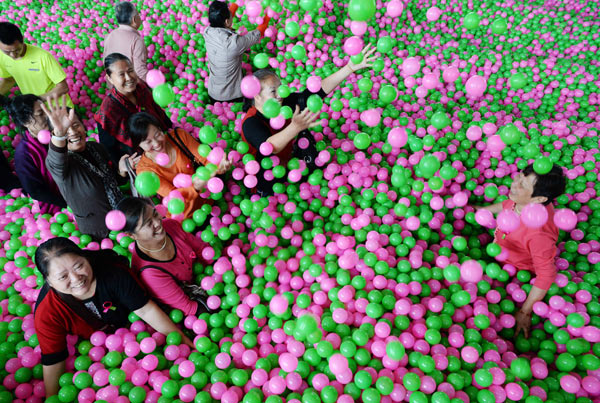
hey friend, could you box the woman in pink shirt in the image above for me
[478,164,566,338]
[117,197,212,316]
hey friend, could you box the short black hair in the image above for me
[127,112,161,149]
[116,197,153,233]
[115,1,137,25]
[522,163,566,205]
[0,22,23,45]
[104,52,132,76]
[35,237,87,279]
[0,94,44,131]
[208,0,231,28]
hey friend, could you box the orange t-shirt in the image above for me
[136,128,208,219]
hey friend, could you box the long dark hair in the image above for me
[0,94,48,134]
[116,197,153,233]
[35,237,129,279]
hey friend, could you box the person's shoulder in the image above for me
[34,287,61,323]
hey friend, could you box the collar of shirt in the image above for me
[117,24,139,34]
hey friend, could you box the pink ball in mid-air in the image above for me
[105,210,126,231]
[360,109,381,127]
[146,69,166,88]
[241,75,261,98]
[402,57,421,75]
[155,152,170,166]
[497,209,520,233]
[465,75,487,98]
[443,66,459,82]
[207,177,224,193]
[521,203,548,228]
[553,208,577,231]
[37,130,52,144]
[388,127,408,148]
[350,21,368,35]
[426,6,442,21]
[306,75,322,93]
[343,36,363,56]
[245,1,262,17]
[387,0,404,17]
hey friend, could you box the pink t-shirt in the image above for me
[495,200,558,290]
[131,219,208,315]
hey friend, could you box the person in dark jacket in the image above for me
[42,95,140,239]
[0,150,21,193]
[1,94,66,214]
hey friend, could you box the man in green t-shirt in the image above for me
[0,22,72,106]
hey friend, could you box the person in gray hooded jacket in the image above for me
[203,1,269,103]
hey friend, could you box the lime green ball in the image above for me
[354,132,371,150]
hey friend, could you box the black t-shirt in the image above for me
[241,88,325,196]
[80,264,149,328]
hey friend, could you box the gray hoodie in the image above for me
[203,27,261,101]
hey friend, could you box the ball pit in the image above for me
[0,0,600,402]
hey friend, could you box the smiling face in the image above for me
[0,40,25,60]
[138,124,166,154]
[254,76,282,110]
[24,101,49,137]
[65,115,87,152]
[131,205,165,244]
[509,171,547,206]
[46,253,95,299]
[106,59,139,96]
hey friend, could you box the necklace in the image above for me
[138,237,168,253]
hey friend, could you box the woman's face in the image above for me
[107,60,139,96]
[65,116,87,152]
[47,253,95,299]
[255,76,282,107]
[24,101,49,136]
[139,124,166,154]
[132,205,165,243]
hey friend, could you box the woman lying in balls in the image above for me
[34,237,194,397]
[240,43,377,197]
[117,197,212,316]
[477,163,566,338]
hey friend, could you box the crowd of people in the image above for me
[0,0,570,398]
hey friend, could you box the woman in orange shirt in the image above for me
[127,112,230,218]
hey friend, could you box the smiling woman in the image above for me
[42,95,137,239]
[33,237,194,397]
[94,53,172,165]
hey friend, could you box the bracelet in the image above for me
[52,134,67,141]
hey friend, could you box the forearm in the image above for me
[267,123,302,154]
[321,64,353,95]
[135,301,193,345]
[520,286,548,313]
[43,361,66,397]
[0,77,16,95]
[41,81,69,101]
[480,202,503,215]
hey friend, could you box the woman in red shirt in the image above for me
[478,163,566,338]
[34,237,193,397]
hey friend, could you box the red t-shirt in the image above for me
[495,199,558,290]
[34,287,97,365]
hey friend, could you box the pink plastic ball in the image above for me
[553,209,577,231]
[403,57,421,75]
[387,0,403,17]
[343,36,363,56]
[521,203,548,229]
[245,1,262,17]
[306,76,322,93]
[460,260,483,283]
[146,70,166,88]
[37,130,51,145]
[207,177,224,193]
[426,6,441,21]
[155,152,170,166]
[269,295,289,315]
[105,210,126,231]
[360,109,381,127]
[465,75,487,98]
[240,75,261,98]
[388,127,408,148]
[497,210,520,233]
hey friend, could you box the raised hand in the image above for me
[348,43,378,72]
[40,95,75,137]
[291,106,320,132]
[118,152,141,176]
